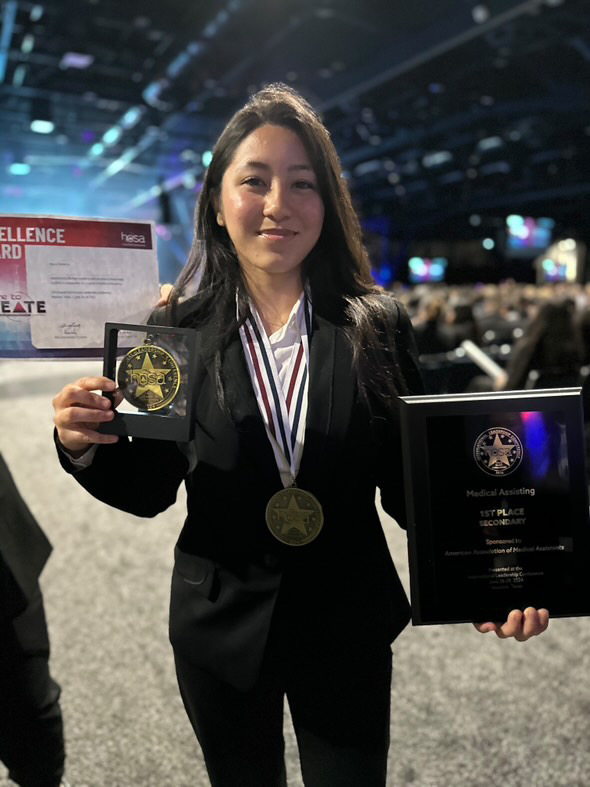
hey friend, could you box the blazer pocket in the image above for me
[173,546,217,600]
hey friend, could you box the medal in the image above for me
[265,486,324,546]
[117,342,180,411]
[240,291,325,546]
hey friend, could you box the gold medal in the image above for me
[117,343,180,411]
[265,487,324,546]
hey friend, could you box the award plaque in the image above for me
[99,322,198,442]
[400,388,590,624]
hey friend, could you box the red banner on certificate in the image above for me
[0,215,159,359]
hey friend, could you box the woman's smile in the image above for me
[258,228,297,240]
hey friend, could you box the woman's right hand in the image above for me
[53,376,120,457]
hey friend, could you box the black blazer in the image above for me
[0,451,52,622]
[57,294,422,690]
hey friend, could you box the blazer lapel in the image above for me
[196,314,263,428]
[221,333,265,426]
[297,312,355,484]
[196,317,282,487]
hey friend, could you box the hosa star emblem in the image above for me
[481,434,513,468]
[266,487,324,546]
[473,427,523,477]
[276,493,315,536]
[134,352,172,401]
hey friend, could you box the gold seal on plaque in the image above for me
[265,487,324,546]
[473,427,523,477]
[117,344,180,411]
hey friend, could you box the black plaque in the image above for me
[400,388,590,624]
[99,322,198,442]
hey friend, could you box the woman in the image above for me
[53,84,548,786]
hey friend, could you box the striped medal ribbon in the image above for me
[239,293,324,546]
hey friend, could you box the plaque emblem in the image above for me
[473,427,523,476]
[265,487,324,546]
[117,344,180,411]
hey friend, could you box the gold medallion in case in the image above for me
[117,344,180,411]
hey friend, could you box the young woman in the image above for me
[53,84,548,787]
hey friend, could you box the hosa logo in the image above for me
[121,232,146,245]
[473,427,523,477]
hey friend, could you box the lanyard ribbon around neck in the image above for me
[239,292,312,488]
[238,290,324,547]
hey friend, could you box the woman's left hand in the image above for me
[157,283,173,306]
[473,607,549,641]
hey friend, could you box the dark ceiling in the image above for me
[1,0,589,245]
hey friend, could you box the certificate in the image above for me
[400,388,590,624]
[0,215,159,359]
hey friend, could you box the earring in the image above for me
[216,211,224,226]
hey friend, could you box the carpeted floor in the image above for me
[1,358,590,787]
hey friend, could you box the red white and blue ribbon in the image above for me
[239,292,312,488]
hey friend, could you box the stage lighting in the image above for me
[8,162,31,176]
[472,4,490,23]
[30,98,54,134]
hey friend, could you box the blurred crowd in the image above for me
[395,281,590,394]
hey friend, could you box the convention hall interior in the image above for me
[2,0,590,785]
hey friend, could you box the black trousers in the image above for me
[174,633,392,787]
[0,590,65,787]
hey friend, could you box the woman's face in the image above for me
[217,124,325,284]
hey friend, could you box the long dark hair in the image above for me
[168,83,410,407]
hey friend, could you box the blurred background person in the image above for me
[0,452,67,787]
[411,294,448,355]
[497,298,584,390]
[437,298,481,351]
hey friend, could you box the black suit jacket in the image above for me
[57,294,422,689]
[0,452,52,622]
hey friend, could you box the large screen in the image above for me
[541,258,569,282]
[505,215,554,257]
[537,240,581,283]
[408,256,447,283]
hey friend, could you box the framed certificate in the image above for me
[0,215,159,359]
[400,388,590,624]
